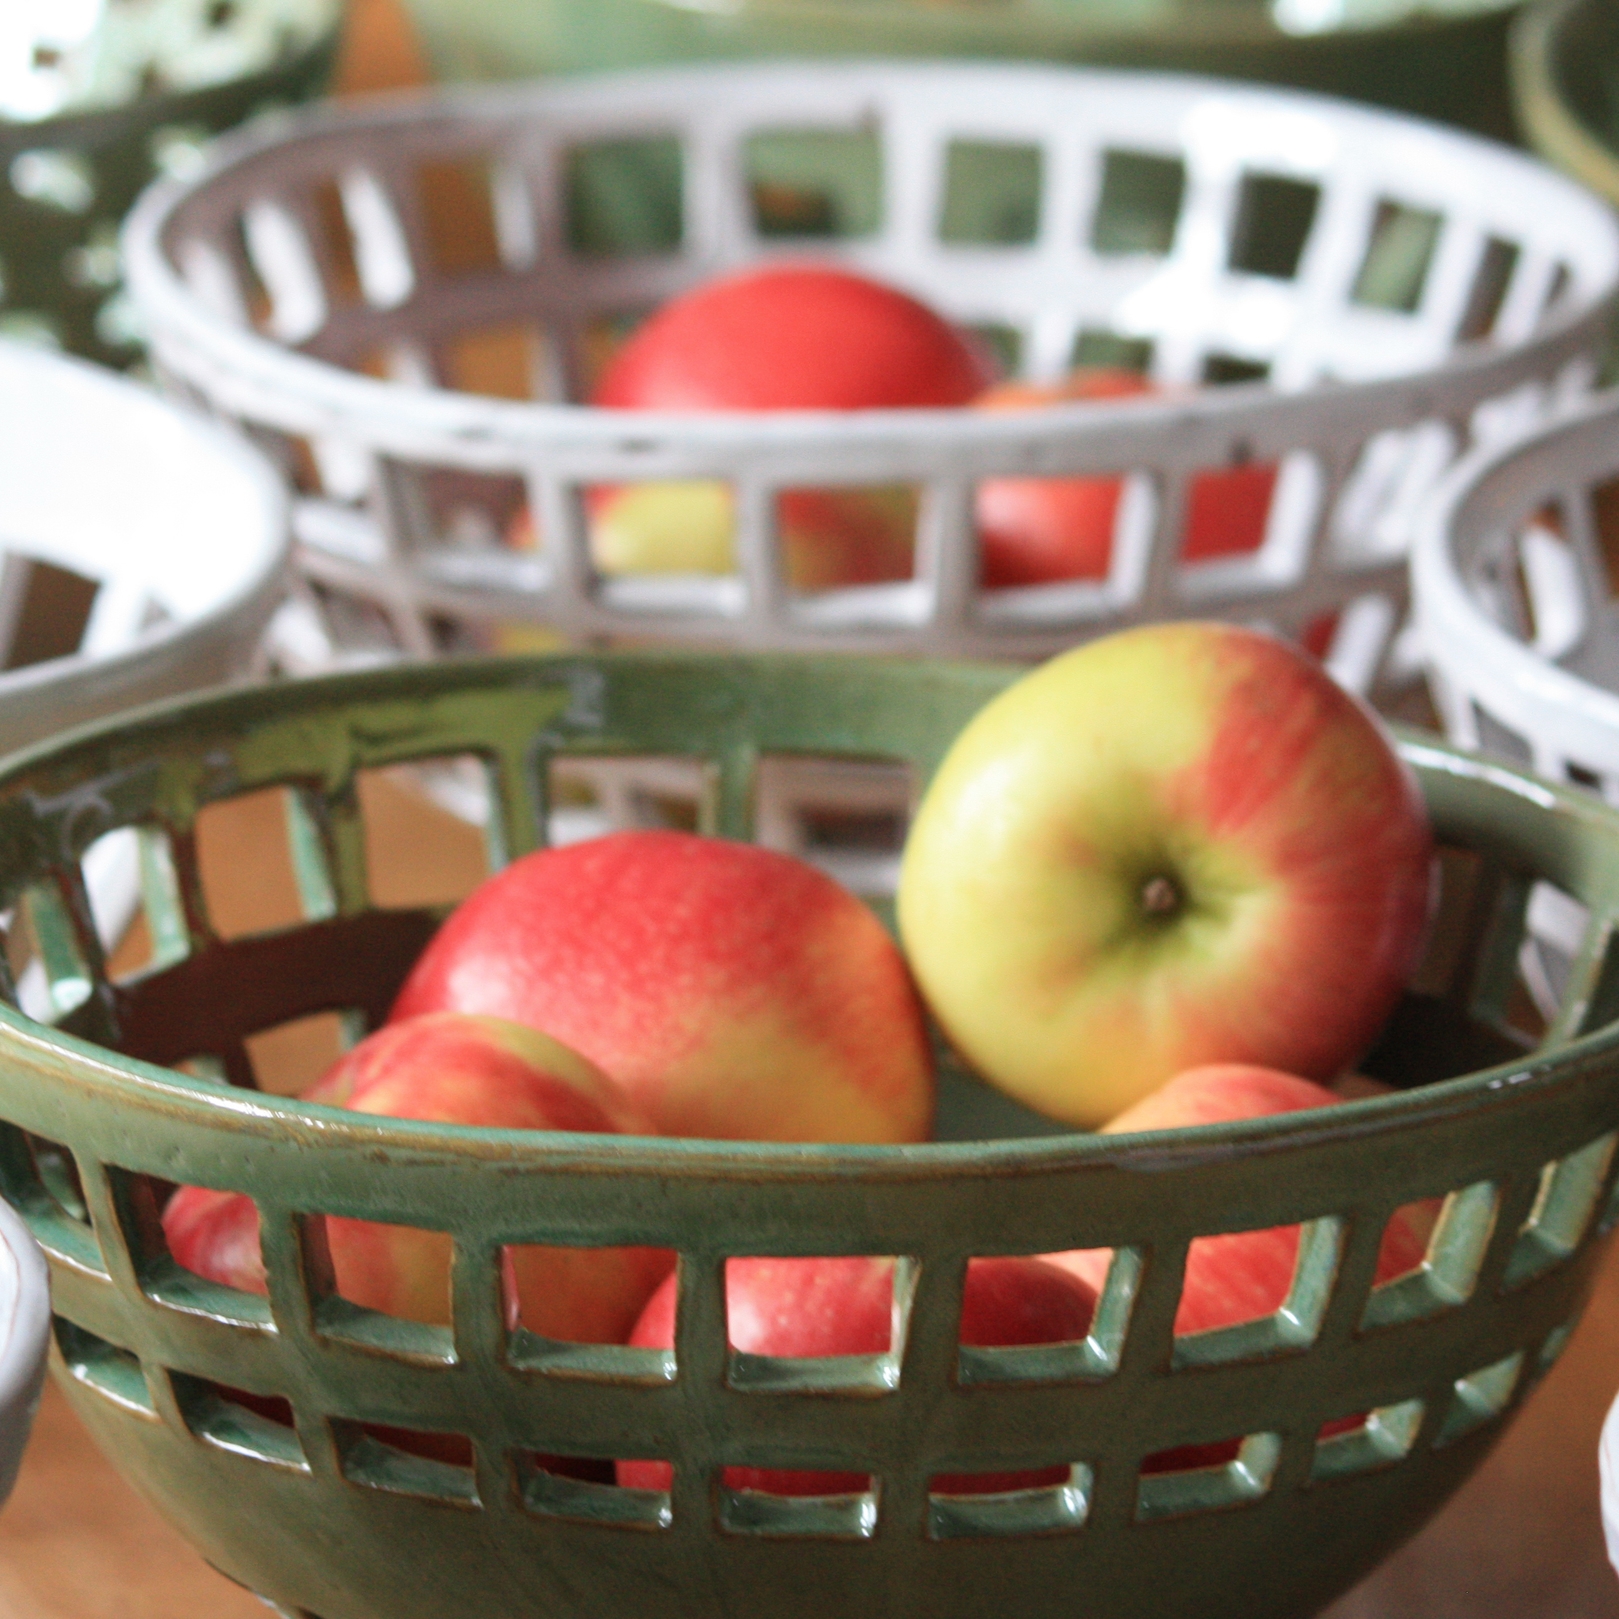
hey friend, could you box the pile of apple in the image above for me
[506,260,1282,590]
[166,608,1436,1492]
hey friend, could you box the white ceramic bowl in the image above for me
[0,1195,49,1510]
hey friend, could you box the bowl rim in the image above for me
[121,58,1619,475]
[0,650,1613,1182]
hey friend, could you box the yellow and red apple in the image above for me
[163,1011,672,1342]
[515,263,993,587]
[390,828,936,1145]
[896,623,1434,1128]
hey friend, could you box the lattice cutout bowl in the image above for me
[2,653,1619,1619]
[123,60,1619,697]
[0,0,342,367]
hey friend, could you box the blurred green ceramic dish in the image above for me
[1510,0,1619,207]
[400,0,1525,139]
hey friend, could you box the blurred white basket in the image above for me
[0,339,289,957]
[1411,386,1619,1014]
[1414,387,1619,793]
[122,61,1619,697]
[0,1194,48,1511]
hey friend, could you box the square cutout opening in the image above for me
[754,755,914,898]
[245,1009,360,1098]
[505,1241,675,1377]
[745,127,882,240]
[522,1449,672,1529]
[1181,461,1278,565]
[1228,174,1319,281]
[565,137,683,259]
[1137,1432,1281,1521]
[0,552,99,671]
[1504,1132,1617,1288]
[443,321,543,401]
[333,1418,478,1505]
[1072,330,1154,374]
[547,755,709,848]
[584,478,741,584]
[416,157,502,278]
[310,177,363,306]
[718,1471,879,1538]
[85,826,187,985]
[778,485,918,593]
[959,1250,1128,1385]
[1310,1398,1424,1482]
[8,882,94,1026]
[940,141,1043,247]
[1352,200,1443,313]
[170,1374,306,1470]
[969,323,1022,377]
[358,757,495,911]
[927,1462,1091,1540]
[1362,1182,1498,1329]
[977,468,1129,590]
[153,1176,274,1326]
[0,1127,100,1273]
[301,1211,457,1365]
[54,1319,153,1415]
[1169,1217,1343,1369]
[195,787,325,942]
[1435,1351,1524,1447]
[1091,150,1185,257]
[1457,236,1520,342]
[719,1255,911,1396]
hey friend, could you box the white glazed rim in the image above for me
[1412,387,1619,774]
[122,59,1619,471]
[0,342,291,754]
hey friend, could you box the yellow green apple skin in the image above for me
[896,623,1434,1128]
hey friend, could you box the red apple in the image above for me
[1049,1065,1431,1333]
[1049,1064,1433,1472]
[896,622,1434,1127]
[973,370,1277,588]
[567,263,993,587]
[163,1012,672,1342]
[391,829,936,1145]
[617,1254,1097,1495]
[594,263,992,412]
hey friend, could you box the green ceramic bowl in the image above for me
[1510,0,1619,206]
[401,0,1526,139]
[1,652,1616,1619]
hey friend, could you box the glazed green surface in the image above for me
[0,653,1615,1619]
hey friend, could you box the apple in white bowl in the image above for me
[897,622,1434,1128]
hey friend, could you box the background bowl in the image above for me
[124,61,1619,695]
[398,0,1528,142]
[1,653,1618,1619]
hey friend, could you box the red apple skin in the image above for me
[391,830,936,1146]
[163,1013,673,1343]
[1049,1064,1431,1472]
[576,264,990,590]
[617,1255,1096,1495]
[973,371,1277,588]
[1050,1065,1429,1332]
[896,622,1435,1127]
[593,263,993,412]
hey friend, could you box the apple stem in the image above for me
[1141,875,1182,919]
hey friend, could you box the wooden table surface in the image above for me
[1,0,1617,1612]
